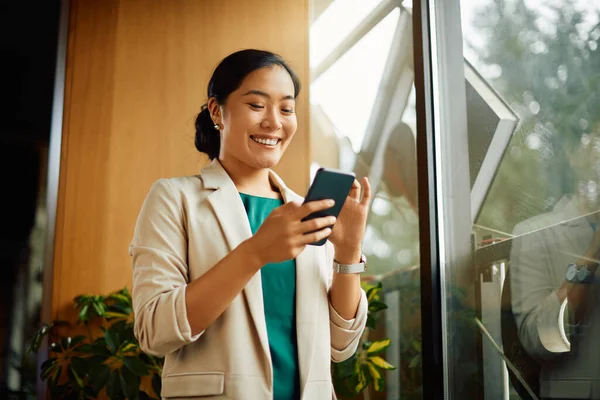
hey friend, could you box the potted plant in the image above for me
[28,288,162,399]
[332,281,396,399]
[28,283,395,399]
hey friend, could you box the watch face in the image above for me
[566,264,579,281]
[577,265,590,282]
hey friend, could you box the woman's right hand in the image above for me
[245,199,337,265]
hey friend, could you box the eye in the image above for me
[281,108,295,114]
[248,103,264,110]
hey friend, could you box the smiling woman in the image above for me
[130,49,371,399]
[196,51,300,161]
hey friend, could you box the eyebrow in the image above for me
[242,89,295,101]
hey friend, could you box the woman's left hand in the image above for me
[328,177,372,254]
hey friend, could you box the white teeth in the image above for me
[251,137,279,146]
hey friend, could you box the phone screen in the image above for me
[301,168,355,246]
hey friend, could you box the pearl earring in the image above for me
[214,124,221,131]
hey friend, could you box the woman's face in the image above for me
[211,66,297,170]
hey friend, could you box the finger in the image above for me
[349,179,361,201]
[298,199,335,219]
[360,176,372,207]
[298,215,336,234]
[276,200,302,214]
[300,227,332,245]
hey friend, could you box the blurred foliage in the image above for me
[332,281,396,398]
[27,288,163,400]
[470,0,600,233]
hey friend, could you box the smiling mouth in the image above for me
[250,136,281,146]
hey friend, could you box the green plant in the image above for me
[332,281,396,398]
[29,283,395,400]
[28,288,163,400]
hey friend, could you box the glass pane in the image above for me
[311,9,399,152]
[310,1,422,399]
[445,1,600,399]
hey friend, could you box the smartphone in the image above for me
[301,168,356,246]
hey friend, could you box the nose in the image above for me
[260,106,282,131]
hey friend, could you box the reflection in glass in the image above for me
[458,0,600,399]
[310,0,421,398]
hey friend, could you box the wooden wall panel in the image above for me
[53,0,310,321]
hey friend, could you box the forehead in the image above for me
[237,66,295,97]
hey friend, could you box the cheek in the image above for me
[224,112,255,140]
[284,117,298,138]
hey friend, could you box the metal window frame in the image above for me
[37,0,70,398]
[413,0,475,399]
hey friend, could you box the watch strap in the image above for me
[333,254,367,274]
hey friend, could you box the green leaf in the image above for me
[124,356,150,376]
[70,356,90,376]
[105,311,130,320]
[49,341,63,353]
[367,339,391,355]
[366,282,382,302]
[409,353,422,369]
[120,365,141,399]
[61,337,72,350]
[119,287,131,299]
[108,293,131,303]
[120,342,139,354]
[368,300,388,313]
[107,370,122,399]
[374,377,385,392]
[413,339,422,352]
[51,365,62,388]
[104,327,119,353]
[152,372,162,398]
[41,358,58,380]
[93,301,106,317]
[78,343,112,357]
[30,324,51,352]
[89,363,111,394]
[78,304,90,322]
[366,361,382,381]
[366,315,376,330]
[354,367,368,393]
[68,365,84,388]
[331,356,356,379]
[360,281,374,292]
[368,356,396,370]
[70,335,87,347]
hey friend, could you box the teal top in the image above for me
[239,193,300,400]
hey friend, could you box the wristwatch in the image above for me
[566,263,595,284]
[333,254,367,274]
[577,265,595,284]
[566,263,579,283]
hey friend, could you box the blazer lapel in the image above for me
[200,163,322,394]
[270,171,321,397]
[200,161,272,382]
[295,245,321,397]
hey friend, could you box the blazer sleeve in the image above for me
[325,242,368,363]
[129,179,201,357]
[510,222,571,361]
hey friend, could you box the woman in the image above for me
[130,49,370,400]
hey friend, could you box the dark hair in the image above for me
[195,49,301,160]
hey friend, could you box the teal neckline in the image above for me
[239,192,282,201]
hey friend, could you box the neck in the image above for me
[218,157,279,198]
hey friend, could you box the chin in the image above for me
[249,154,283,169]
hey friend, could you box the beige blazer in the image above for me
[130,160,368,400]
[511,196,600,398]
